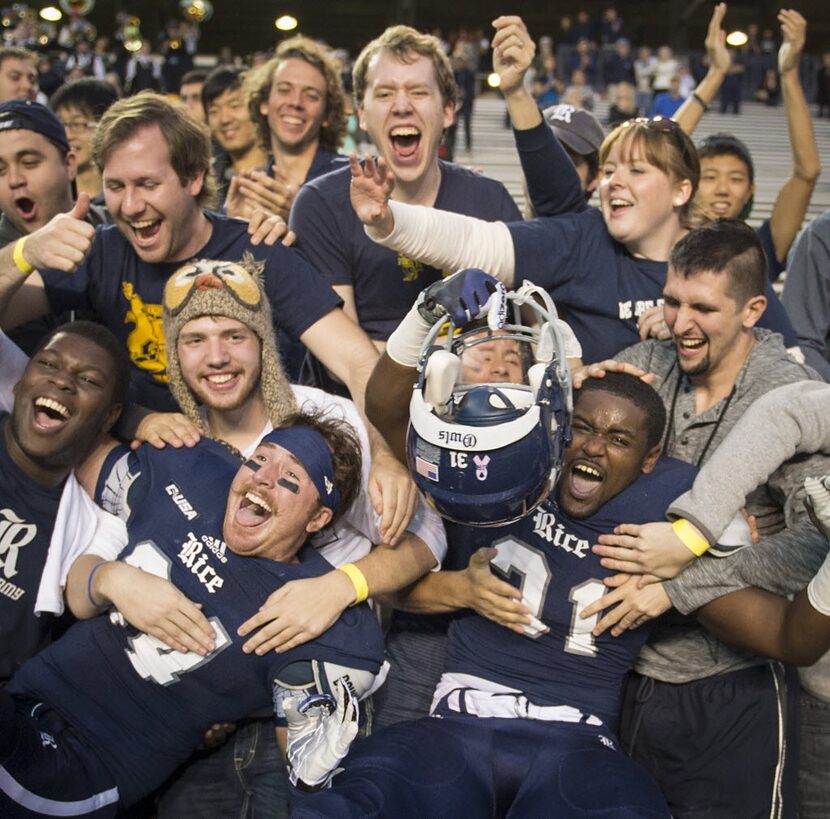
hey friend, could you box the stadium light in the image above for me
[275,14,298,31]
[39,6,62,21]
[726,30,748,47]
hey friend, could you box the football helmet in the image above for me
[407,279,572,526]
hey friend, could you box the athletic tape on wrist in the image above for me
[385,302,433,368]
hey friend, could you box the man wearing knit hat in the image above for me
[158,255,443,586]
[134,256,446,818]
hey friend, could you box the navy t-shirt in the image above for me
[39,212,342,411]
[11,439,384,806]
[446,456,697,727]
[264,146,347,184]
[0,413,66,681]
[508,210,797,362]
[513,121,797,360]
[290,161,521,340]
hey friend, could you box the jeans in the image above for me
[799,689,830,819]
[156,718,288,819]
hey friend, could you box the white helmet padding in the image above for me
[407,281,572,527]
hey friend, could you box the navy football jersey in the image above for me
[445,456,697,726]
[10,440,384,806]
[0,412,66,680]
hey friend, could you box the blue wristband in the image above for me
[86,562,111,610]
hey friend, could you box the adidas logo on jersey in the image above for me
[165,483,198,520]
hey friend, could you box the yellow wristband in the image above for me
[672,518,711,557]
[338,563,369,605]
[13,237,33,275]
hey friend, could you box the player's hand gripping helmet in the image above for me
[407,273,572,526]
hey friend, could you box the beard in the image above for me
[677,351,710,377]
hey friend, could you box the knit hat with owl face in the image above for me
[162,254,297,430]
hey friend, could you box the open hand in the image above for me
[349,154,395,236]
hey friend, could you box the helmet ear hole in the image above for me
[424,350,462,410]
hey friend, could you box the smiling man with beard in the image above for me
[0,413,386,818]
[609,220,821,527]
[580,217,826,818]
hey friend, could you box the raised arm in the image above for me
[675,3,729,134]
[767,9,820,264]
[366,268,513,461]
[350,155,517,287]
[491,15,542,130]
[491,16,586,218]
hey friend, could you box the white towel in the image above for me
[0,329,27,413]
[35,472,128,616]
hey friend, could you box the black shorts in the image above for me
[618,662,800,819]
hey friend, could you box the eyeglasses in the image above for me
[60,119,97,133]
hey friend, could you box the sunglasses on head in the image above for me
[623,115,682,134]
[622,116,694,165]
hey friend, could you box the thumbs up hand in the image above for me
[18,192,96,273]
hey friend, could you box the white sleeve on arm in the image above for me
[366,201,517,284]
[667,381,830,543]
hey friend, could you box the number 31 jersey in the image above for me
[445,456,696,726]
